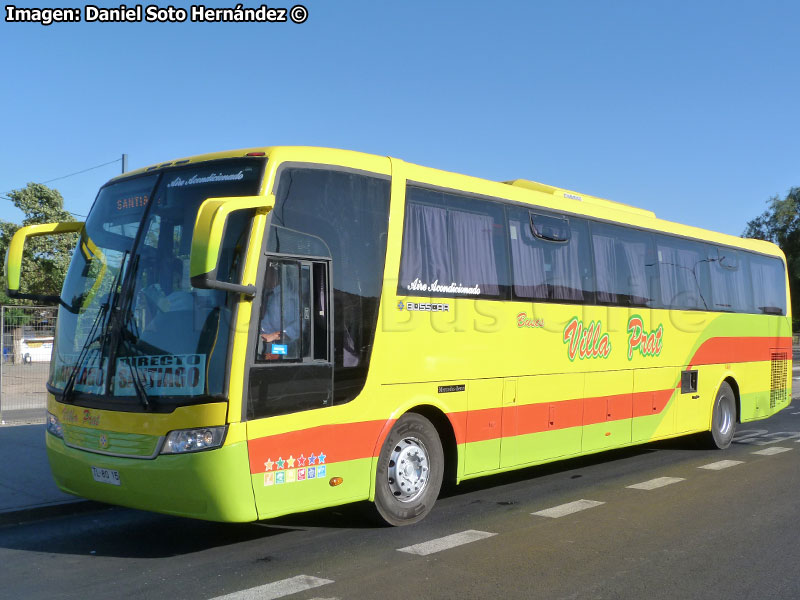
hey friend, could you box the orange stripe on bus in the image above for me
[689,336,791,368]
[632,389,674,418]
[247,336,790,473]
[247,420,386,474]
[458,389,674,444]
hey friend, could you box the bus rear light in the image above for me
[161,426,226,454]
[46,412,64,439]
[245,152,266,156]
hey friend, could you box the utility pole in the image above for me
[122,154,128,174]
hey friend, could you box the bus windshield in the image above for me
[50,159,264,409]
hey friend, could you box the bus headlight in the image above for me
[161,427,226,454]
[46,412,64,439]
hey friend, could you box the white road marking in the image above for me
[210,575,334,600]
[397,530,496,556]
[752,446,793,456]
[532,499,605,518]
[626,476,685,490]
[698,460,744,470]
[792,412,800,415]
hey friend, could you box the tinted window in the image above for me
[656,236,711,310]
[749,254,786,315]
[592,223,657,307]
[271,168,390,404]
[256,259,303,362]
[398,187,508,299]
[52,159,263,407]
[708,246,753,312]
[508,206,593,302]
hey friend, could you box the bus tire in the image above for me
[374,413,444,526]
[706,381,736,449]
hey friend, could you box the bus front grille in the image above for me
[63,426,162,459]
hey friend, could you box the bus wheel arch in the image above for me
[372,407,453,526]
[406,405,458,491]
[723,376,741,424]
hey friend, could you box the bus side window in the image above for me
[508,206,593,303]
[591,222,657,308]
[655,236,712,310]
[708,246,753,313]
[749,253,787,315]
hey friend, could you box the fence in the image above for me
[0,306,57,425]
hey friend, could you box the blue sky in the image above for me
[1,0,798,236]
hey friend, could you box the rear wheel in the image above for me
[706,381,736,449]
[374,413,443,526]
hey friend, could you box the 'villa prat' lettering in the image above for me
[627,315,664,360]
[562,317,612,360]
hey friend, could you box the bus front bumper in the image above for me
[46,432,258,522]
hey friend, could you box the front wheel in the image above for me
[374,413,444,526]
[706,381,736,449]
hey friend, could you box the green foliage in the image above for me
[0,183,80,306]
[743,187,800,328]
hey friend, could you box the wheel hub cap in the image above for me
[387,437,429,502]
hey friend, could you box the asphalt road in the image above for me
[2,402,800,600]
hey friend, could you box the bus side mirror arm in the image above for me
[5,221,84,303]
[189,194,276,297]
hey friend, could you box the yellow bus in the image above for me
[6,147,792,525]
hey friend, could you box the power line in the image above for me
[1,157,122,198]
[39,158,121,185]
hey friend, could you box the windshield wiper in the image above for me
[61,305,106,404]
[127,360,151,410]
[114,254,152,411]
[62,250,129,404]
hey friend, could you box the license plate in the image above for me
[91,466,121,486]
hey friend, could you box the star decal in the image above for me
[309,452,317,465]
[287,455,296,468]
[264,458,274,472]
[276,457,285,470]
[317,452,326,464]
[297,454,307,467]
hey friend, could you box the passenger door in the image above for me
[247,257,333,419]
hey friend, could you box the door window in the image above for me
[256,258,329,362]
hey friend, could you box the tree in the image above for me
[0,183,79,305]
[743,187,800,328]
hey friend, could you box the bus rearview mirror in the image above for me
[189,194,276,296]
[5,221,84,302]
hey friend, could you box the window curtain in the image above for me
[449,210,499,295]
[510,219,547,299]
[593,234,617,303]
[621,239,649,304]
[751,259,783,312]
[551,231,584,301]
[659,244,703,309]
[399,203,449,289]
